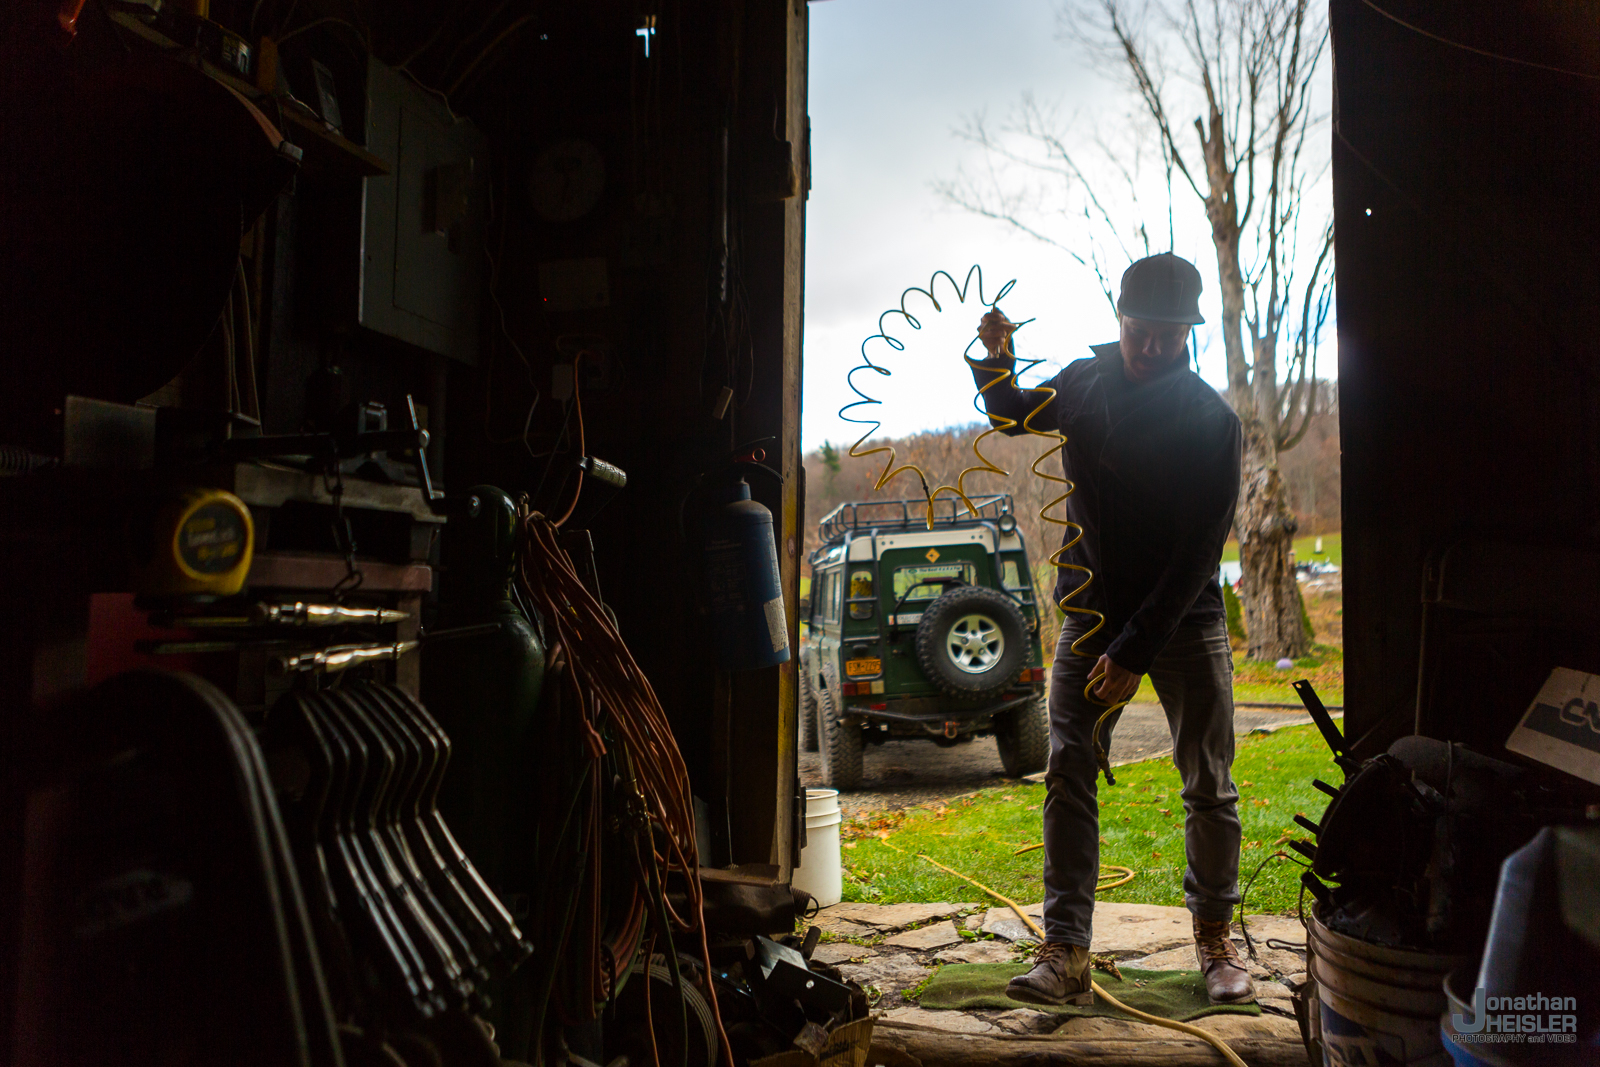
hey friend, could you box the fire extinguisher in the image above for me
[705,478,791,671]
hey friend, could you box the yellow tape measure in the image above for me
[134,488,255,597]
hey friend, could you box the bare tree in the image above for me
[935,0,1335,661]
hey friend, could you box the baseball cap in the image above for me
[1117,253,1205,325]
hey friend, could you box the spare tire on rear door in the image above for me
[913,584,1028,698]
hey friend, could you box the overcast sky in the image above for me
[800,0,1332,451]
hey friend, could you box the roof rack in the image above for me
[817,494,1015,544]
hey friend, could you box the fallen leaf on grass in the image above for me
[1092,956,1124,981]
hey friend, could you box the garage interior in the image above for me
[0,0,1596,1064]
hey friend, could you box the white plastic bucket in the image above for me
[792,788,843,907]
[1309,906,1469,1066]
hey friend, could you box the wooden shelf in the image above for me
[223,462,442,523]
[107,11,390,179]
[247,552,431,592]
[280,107,390,177]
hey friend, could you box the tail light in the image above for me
[1024,667,1047,682]
[841,681,886,697]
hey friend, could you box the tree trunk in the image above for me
[1236,422,1309,662]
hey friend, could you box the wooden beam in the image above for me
[869,1020,1310,1067]
[725,0,808,877]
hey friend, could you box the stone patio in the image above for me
[808,899,1308,1043]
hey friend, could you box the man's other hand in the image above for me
[1091,654,1142,704]
[977,309,1016,359]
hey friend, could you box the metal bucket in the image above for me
[1308,906,1472,1066]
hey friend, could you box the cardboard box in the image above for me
[1507,667,1600,785]
[751,1017,874,1067]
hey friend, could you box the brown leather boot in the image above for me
[1005,941,1093,1006]
[1193,917,1256,1004]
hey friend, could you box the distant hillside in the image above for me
[803,390,1340,646]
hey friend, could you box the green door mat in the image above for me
[917,963,1261,1022]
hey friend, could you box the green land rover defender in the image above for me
[800,494,1051,790]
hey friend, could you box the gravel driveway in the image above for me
[799,703,1322,821]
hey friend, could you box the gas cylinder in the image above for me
[705,479,791,670]
[421,486,545,904]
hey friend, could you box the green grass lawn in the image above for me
[1222,531,1342,567]
[840,723,1338,916]
[1129,644,1343,707]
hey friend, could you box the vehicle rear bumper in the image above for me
[843,689,1039,724]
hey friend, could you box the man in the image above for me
[971,253,1251,1005]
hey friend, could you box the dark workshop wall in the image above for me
[1332,0,1600,756]
[416,0,808,873]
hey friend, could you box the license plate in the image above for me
[845,658,881,677]
[893,613,923,627]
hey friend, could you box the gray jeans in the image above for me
[1041,619,1241,945]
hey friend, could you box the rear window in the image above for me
[892,561,976,601]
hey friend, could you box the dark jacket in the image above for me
[973,342,1241,674]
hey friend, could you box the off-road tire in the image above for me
[913,585,1029,698]
[799,668,821,753]
[817,681,863,791]
[995,693,1051,777]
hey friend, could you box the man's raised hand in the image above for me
[977,309,1016,360]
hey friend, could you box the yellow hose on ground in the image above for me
[1010,842,1136,889]
[878,840,1249,1067]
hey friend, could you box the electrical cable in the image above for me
[435,0,513,85]
[512,508,732,1065]
[276,15,370,50]
[530,399,576,502]
[396,12,451,69]
[1235,849,1293,961]
[1358,0,1600,81]
[222,291,239,417]
[551,353,586,528]
[877,839,1249,1067]
[447,14,537,97]
[235,259,261,422]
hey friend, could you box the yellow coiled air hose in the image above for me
[849,275,1250,1066]
[972,320,1133,784]
[840,269,1130,781]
